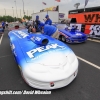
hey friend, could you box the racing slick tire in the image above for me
[61,35,66,42]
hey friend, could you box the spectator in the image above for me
[39,23,59,39]
[5,21,8,28]
[28,20,33,26]
[27,20,33,33]
[33,20,35,27]
[45,15,52,25]
[2,21,6,31]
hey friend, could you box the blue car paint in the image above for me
[8,29,73,69]
[59,29,87,43]
[53,24,87,43]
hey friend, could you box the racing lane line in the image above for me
[87,38,100,43]
[0,34,4,45]
[77,56,100,70]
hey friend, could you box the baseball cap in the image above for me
[36,15,39,19]
[45,15,49,18]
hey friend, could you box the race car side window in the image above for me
[70,18,77,23]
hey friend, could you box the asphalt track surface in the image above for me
[0,30,100,100]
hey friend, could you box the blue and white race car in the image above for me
[8,29,78,90]
[55,24,87,43]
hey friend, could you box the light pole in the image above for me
[14,0,18,20]
[4,8,6,21]
[4,8,6,16]
[27,10,28,16]
[12,7,15,22]
[20,9,22,18]
[22,0,25,18]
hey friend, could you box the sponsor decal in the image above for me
[11,44,15,50]
[84,14,100,23]
[26,43,65,58]
[13,31,28,38]
[70,24,82,31]
[33,36,41,41]
[59,13,65,18]
[50,82,54,87]
[76,33,82,36]
[69,11,78,14]
[12,32,22,38]
[59,31,69,38]
[17,31,28,38]
[89,25,100,36]
[84,25,100,36]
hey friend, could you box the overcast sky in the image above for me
[0,0,100,18]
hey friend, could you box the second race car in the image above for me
[55,24,87,43]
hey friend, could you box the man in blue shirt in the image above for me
[2,21,5,30]
[34,15,41,32]
[45,15,52,25]
[39,23,59,39]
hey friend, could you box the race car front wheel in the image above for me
[61,36,66,42]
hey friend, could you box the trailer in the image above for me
[68,6,100,39]
[31,11,59,23]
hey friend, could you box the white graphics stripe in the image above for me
[77,56,100,70]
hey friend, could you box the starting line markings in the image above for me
[87,38,100,43]
[77,56,100,70]
[0,34,4,45]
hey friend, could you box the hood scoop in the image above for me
[38,52,67,67]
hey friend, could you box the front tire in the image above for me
[61,35,66,42]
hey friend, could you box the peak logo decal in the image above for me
[26,44,65,58]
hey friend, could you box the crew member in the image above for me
[34,15,41,32]
[39,23,59,39]
[45,15,52,25]
[2,21,5,31]
[5,21,8,28]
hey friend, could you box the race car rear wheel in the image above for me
[61,36,66,42]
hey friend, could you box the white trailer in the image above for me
[32,11,59,23]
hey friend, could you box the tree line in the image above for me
[0,15,32,22]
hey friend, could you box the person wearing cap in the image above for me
[39,23,59,39]
[2,21,5,31]
[34,15,41,32]
[45,15,52,25]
